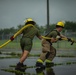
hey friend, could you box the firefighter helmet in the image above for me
[56,21,65,28]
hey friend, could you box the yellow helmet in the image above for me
[56,21,65,28]
[24,18,33,23]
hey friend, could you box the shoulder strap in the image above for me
[45,29,60,36]
[45,30,52,36]
[53,29,60,36]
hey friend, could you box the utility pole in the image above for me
[46,0,50,33]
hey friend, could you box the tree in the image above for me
[65,21,76,31]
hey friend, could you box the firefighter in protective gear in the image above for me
[36,21,66,68]
[15,18,42,71]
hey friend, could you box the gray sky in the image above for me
[0,0,76,29]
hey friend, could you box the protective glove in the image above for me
[58,38,62,40]
[10,35,14,41]
[56,36,62,41]
[67,38,73,42]
[67,38,74,45]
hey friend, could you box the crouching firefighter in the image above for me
[36,21,73,68]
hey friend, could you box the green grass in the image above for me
[0,39,76,50]
[53,41,76,50]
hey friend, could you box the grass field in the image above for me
[0,39,76,50]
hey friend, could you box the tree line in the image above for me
[0,21,76,35]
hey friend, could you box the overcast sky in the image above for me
[0,0,76,29]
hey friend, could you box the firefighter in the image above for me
[12,18,42,71]
[36,21,72,68]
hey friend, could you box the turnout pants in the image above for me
[39,39,56,62]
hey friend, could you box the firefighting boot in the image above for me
[45,59,54,67]
[15,62,26,72]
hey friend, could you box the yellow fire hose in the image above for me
[42,36,68,40]
[42,36,76,45]
[0,24,34,48]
